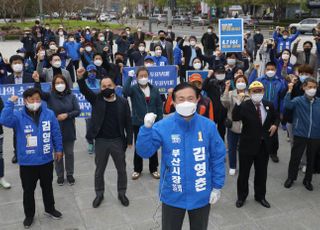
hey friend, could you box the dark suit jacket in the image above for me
[133,32,145,47]
[232,100,280,156]
[166,32,175,43]
[3,72,34,84]
[104,31,114,46]
[78,76,133,147]
[178,39,202,68]
[150,41,173,65]
[129,51,147,66]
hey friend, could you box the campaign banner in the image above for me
[186,70,209,82]
[0,83,122,119]
[0,83,51,110]
[122,65,178,94]
[219,18,244,53]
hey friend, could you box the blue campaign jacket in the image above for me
[273,31,300,54]
[0,101,63,166]
[284,93,320,139]
[173,46,182,65]
[152,56,169,66]
[63,41,81,61]
[136,113,226,210]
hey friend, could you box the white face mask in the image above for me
[283,35,288,39]
[99,36,105,41]
[145,63,154,67]
[193,63,202,70]
[85,46,92,52]
[236,82,247,90]
[39,51,46,56]
[26,102,41,111]
[12,63,23,73]
[138,46,145,52]
[137,29,142,32]
[59,31,64,36]
[207,29,212,33]
[49,44,57,50]
[52,61,61,68]
[266,70,275,78]
[55,83,66,92]
[190,40,196,46]
[167,29,172,33]
[18,53,25,58]
[175,101,197,117]
[138,77,148,86]
[94,60,103,67]
[227,59,236,66]
[155,50,162,57]
[251,93,264,103]
[215,74,226,81]
[305,88,317,97]
[69,38,75,42]
[282,54,290,60]
[106,29,110,32]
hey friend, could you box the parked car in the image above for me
[157,14,167,24]
[149,14,160,23]
[239,15,259,27]
[262,12,274,20]
[191,16,209,26]
[99,14,110,22]
[289,18,320,35]
[295,10,311,18]
[172,15,191,26]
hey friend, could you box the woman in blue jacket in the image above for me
[0,88,63,228]
[33,71,80,186]
[136,83,225,230]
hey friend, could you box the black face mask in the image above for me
[304,48,311,53]
[159,37,165,41]
[115,59,123,65]
[102,88,115,98]
[122,36,127,39]
[267,44,272,49]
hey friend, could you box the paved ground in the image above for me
[0,40,320,230]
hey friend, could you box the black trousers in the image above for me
[94,138,127,196]
[13,130,17,157]
[162,203,210,230]
[237,141,269,201]
[270,130,279,156]
[288,136,320,182]
[133,125,158,173]
[20,161,55,218]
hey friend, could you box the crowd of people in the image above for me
[0,18,320,229]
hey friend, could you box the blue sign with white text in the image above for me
[219,18,244,53]
[122,65,178,94]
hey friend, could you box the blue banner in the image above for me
[219,18,244,53]
[186,70,209,82]
[122,65,178,94]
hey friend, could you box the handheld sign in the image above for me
[219,18,244,53]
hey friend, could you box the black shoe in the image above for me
[44,209,62,219]
[236,200,245,208]
[12,155,17,164]
[118,194,129,207]
[255,198,271,208]
[270,154,279,163]
[57,177,64,186]
[284,178,294,188]
[303,180,313,191]
[67,175,75,185]
[23,217,33,229]
[92,195,104,208]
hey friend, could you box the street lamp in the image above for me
[149,0,152,32]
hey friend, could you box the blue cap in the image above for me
[16,48,26,53]
[86,64,97,72]
[144,55,154,61]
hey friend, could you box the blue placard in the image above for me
[219,18,244,53]
[186,70,209,82]
[122,65,178,94]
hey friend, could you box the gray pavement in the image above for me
[0,40,320,230]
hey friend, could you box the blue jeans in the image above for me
[227,129,240,169]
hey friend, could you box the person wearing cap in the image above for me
[144,56,155,67]
[178,35,202,70]
[203,65,228,139]
[201,26,219,56]
[76,67,133,208]
[164,73,214,121]
[136,82,226,230]
[248,61,287,163]
[150,30,173,65]
[20,28,37,66]
[232,81,279,208]
[128,41,147,67]
[221,75,250,176]
[273,27,300,55]
[284,77,320,191]
[123,66,163,180]
[80,42,95,69]
[16,48,35,74]
[292,39,318,77]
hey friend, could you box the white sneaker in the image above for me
[0,178,11,189]
[302,166,307,173]
[229,169,236,176]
